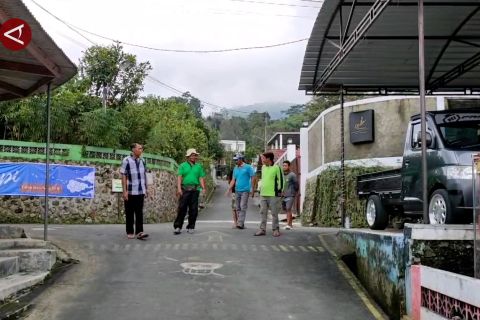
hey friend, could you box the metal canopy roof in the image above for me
[0,0,77,101]
[299,0,480,95]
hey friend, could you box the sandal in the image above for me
[254,229,266,236]
[136,232,149,240]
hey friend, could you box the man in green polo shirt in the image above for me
[254,151,284,237]
[173,148,206,235]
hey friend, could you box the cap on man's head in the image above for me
[233,153,244,161]
[185,148,199,157]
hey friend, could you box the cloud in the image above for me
[24,0,318,109]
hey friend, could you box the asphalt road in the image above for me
[23,183,383,320]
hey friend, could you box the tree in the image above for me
[78,109,127,148]
[144,98,208,162]
[79,42,152,109]
[170,92,203,118]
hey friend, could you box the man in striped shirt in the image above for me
[120,143,149,240]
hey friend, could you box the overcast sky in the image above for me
[23,0,321,113]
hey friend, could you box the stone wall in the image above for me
[0,160,178,224]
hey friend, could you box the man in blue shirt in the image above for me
[226,153,255,229]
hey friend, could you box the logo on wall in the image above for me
[349,110,374,144]
[0,18,32,51]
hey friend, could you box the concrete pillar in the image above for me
[279,134,283,150]
[286,144,296,162]
[299,127,309,214]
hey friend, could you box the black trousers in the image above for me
[174,190,199,230]
[124,194,144,235]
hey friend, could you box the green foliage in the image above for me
[78,109,127,148]
[302,166,389,228]
[79,42,152,108]
[170,92,203,118]
[144,99,208,163]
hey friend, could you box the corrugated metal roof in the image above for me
[0,0,77,101]
[299,0,480,95]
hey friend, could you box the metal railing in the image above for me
[0,140,178,172]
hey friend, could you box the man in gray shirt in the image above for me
[282,160,299,230]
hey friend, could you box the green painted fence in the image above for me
[0,140,178,172]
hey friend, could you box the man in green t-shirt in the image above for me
[173,148,206,235]
[254,152,284,237]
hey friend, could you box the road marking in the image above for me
[318,235,386,320]
[241,244,248,251]
[288,245,298,252]
[271,245,280,252]
[250,244,258,251]
[181,243,189,250]
[260,245,269,251]
[307,246,317,252]
[279,245,289,252]
[298,246,309,252]
[124,244,131,251]
[173,244,180,250]
[163,256,178,262]
[316,246,325,253]
[212,243,219,250]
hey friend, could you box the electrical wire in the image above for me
[228,0,321,9]
[30,0,309,53]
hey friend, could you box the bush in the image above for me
[302,166,390,228]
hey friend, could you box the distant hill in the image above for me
[226,102,296,120]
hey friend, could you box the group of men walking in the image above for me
[120,143,298,240]
[227,151,299,237]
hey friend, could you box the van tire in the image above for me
[428,189,454,224]
[365,195,389,230]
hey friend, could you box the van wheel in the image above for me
[428,189,453,224]
[366,195,389,230]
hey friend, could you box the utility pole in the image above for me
[264,112,268,152]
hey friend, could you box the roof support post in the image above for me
[418,0,429,224]
[44,82,52,241]
[340,86,347,228]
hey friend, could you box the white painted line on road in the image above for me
[288,245,298,252]
[316,246,325,253]
[260,245,269,251]
[124,244,131,251]
[279,245,289,252]
[250,244,258,251]
[308,246,317,252]
[298,246,309,252]
[271,245,280,252]
[163,256,178,262]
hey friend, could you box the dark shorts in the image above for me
[282,197,294,211]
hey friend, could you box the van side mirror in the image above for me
[416,131,433,148]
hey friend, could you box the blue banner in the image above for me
[0,163,95,198]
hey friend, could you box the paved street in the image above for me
[22,183,383,320]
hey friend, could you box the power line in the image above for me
[228,0,321,9]
[29,0,309,53]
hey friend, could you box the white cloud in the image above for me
[23,0,318,109]
[66,180,89,193]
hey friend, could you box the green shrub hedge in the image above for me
[302,166,390,228]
